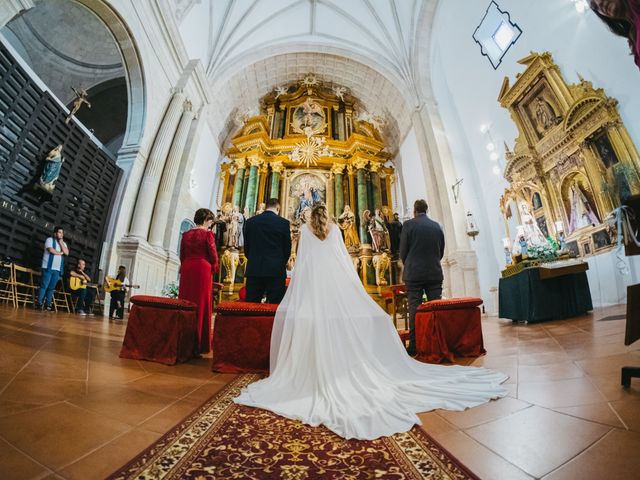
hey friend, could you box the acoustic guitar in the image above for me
[69,276,99,291]
[103,276,140,293]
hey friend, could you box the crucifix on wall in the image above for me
[65,86,92,125]
[452,178,464,203]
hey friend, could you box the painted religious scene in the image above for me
[215,75,401,297]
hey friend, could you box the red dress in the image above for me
[179,228,219,354]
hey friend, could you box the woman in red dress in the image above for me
[179,208,219,354]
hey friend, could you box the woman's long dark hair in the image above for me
[590,1,637,54]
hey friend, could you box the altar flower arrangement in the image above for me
[162,281,179,298]
[526,242,558,260]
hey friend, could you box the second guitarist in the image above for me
[107,265,131,320]
[69,259,95,315]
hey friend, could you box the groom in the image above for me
[243,198,292,304]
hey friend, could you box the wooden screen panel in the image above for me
[0,42,122,279]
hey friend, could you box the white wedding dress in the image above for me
[234,223,507,440]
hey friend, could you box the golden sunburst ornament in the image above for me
[289,136,332,168]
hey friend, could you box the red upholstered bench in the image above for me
[212,301,278,373]
[415,297,486,364]
[119,295,198,365]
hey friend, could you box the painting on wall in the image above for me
[593,133,619,169]
[593,229,612,250]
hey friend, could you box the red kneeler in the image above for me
[415,297,486,364]
[212,302,278,373]
[119,295,199,365]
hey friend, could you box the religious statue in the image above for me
[292,98,325,136]
[511,201,549,254]
[226,206,244,249]
[557,231,567,251]
[568,184,600,234]
[65,87,91,124]
[221,249,240,289]
[368,209,390,253]
[214,210,227,250]
[38,145,64,193]
[386,213,403,255]
[372,252,391,287]
[504,246,513,265]
[255,203,266,215]
[295,181,321,219]
[534,97,557,131]
[337,205,360,251]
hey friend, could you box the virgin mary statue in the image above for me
[511,201,549,254]
[568,184,599,234]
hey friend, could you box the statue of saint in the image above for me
[386,212,403,255]
[511,201,549,254]
[568,184,599,234]
[226,206,243,249]
[337,205,360,250]
[534,97,556,131]
[255,203,266,215]
[368,209,390,253]
[295,181,321,219]
[38,145,64,193]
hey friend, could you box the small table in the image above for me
[415,297,486,363]
[119,295,198,365]
[499,263,592,323]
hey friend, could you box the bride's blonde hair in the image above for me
[309,204,331,240]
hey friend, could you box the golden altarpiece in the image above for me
[215,75,400,297]
[499,52,640,260]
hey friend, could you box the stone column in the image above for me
[148,100,195,247]
[129,90,186,239]
[269,161,284,199]
[231,158,246,208]
[332,164,345,217]
[370,162,383,212]
[354,159,369,241]
[244,157,262,216]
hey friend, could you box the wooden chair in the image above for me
[53,280,72,313]
[13,265,38,308]
[88,285,103,315]
[0,262,17,308]
[383,284,408,329]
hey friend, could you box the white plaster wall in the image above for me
[430,0,640,307]
[178,1,210,61]
[395,127,427,218]
[188,123,219,208]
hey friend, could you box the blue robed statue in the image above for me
[39,145,64,193]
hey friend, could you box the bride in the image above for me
[235,204,507,440]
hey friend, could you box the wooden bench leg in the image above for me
[621,366,640,388]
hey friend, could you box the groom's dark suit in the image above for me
[243,210,292,304]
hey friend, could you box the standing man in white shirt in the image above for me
[36,226,69,310]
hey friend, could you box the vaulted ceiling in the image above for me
[177,0,438,150]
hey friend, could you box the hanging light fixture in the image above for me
[466,211,480,240]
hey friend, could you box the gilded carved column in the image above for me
[354,159,369,242]
[332,164,345,217]
[369,162,383,212]
[148,99,196,247]
[269,161,284,199]
[129,90,186,239]
[257,163,269,206]
[231,158,246,208]
[347,165,356,214]
[244,157,262,216]
[580,144,614,216]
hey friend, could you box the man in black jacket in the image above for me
[399,199,445,355]
[243,198,292,304]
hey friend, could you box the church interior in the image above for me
[0,0,639,479]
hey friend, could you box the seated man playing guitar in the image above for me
[69,258,96,315]
[104,265,138,319]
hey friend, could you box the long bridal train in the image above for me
[235,224,508,440]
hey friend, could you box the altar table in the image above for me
[119,295,199,365]
[499,263,592,323]
[415,297,486,364]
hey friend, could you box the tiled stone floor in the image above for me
[0,304,639,479]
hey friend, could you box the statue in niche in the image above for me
[534,97,558,131]
[568,183,600,234]
[65,87,91,124]
[226,206,245,249]
[337,205,360,251]
[38,145,64,193]
[368,209,390,253]
[294,180,322,219]
[511,201,549,254]
[255,203,266,215]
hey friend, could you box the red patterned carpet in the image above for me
[108,374,479,480]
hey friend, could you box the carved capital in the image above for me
[270,161,284,173]
[352,158,369,170]
[248,156,263,168]
[369,162,381,173]
[234,158,247,169]
[330,163,346,175]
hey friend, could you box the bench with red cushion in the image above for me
[212,301,278,373]
[415,297,486,364]
[119,295,198,365]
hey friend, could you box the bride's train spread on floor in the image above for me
[235,224,507,440]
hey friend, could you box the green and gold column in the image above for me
[231,158,246,208]
[332,164,345,217]
[269,161,284,200]
[354,159,369,241]
[244,157,262,216]
[369,162,383,212]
